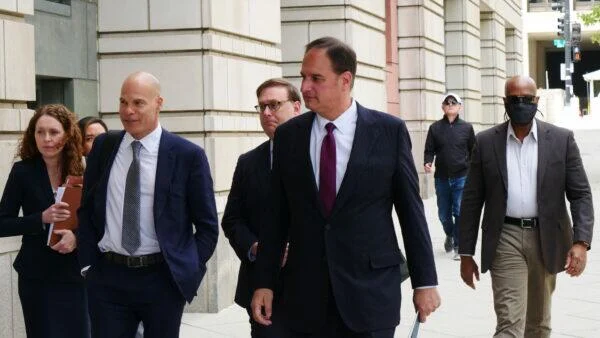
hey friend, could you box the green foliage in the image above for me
[580,4,600,44]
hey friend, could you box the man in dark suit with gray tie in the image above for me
[222,78,301,337]
[78,71,219,338]
[459,75,594,337]
[251,37,441,338]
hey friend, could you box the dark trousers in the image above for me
[245,298,290,338]
[86,258,185,338]
[434,176,467,248]
[18,275,90,338]
[289,287,395,338]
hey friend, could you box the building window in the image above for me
[27,78,72,111]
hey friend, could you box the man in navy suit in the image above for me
[251,37,441,338]
[222,78,301,337]
[78,71,218,338]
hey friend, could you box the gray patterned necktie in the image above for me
[122,140,142,255]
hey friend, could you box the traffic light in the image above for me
[573,46,582,62]
[551,0,564,12]
[558,17,566,37]
[572,22,581,45]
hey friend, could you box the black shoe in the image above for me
[444,236,453,253]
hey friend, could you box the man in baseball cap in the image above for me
[424,92,475,260]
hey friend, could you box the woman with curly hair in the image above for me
[0,104,89,337]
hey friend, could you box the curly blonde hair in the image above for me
[17,104,84,180]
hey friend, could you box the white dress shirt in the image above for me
[99,125,162,255]
[310,100,357,192]
[506,119,538,218]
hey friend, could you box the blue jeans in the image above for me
[434,176,466,249]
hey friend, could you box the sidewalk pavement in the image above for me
[180,189,600,338]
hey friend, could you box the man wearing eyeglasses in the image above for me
[222,78,301,337]
[459,75,594,337]
[424,93,475,260]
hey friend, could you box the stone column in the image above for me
[480,11,507,126]
[385,0,400,116]
[444,0,482,127]
[505,28,523,77]
[97,0,282,312]
[281,0,387,112]
[397,0,446,197]
[0,0,35,336]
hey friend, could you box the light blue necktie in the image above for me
[122,140,142,255]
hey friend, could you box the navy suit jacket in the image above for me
[78,129,219,302]
[222,140,273,308]
[0,157,82,282]
[255,103,438,332]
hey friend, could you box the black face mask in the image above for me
[505,102,537,125]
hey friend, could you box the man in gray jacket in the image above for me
[459,75,593,337]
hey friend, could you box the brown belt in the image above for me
[103,251,164,268]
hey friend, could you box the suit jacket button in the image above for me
[325,224,331,231]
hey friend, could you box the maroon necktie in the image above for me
[320,123,336,216]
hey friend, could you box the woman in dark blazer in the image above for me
[0,104,89,337]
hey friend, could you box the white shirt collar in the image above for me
[314,99,357,134]
[507,119,537,142]
[122,124,163,154]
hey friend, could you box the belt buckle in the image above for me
[126,256,145,268]
[521,218,533,229]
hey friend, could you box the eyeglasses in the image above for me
[443,99,460,106]
[506,95,536,104]
[255,100,291,113]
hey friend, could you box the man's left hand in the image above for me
[413,287,441,322]
[50,229,77,254]
[564,243,588,277]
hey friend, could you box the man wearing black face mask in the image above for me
[458,76,594,337]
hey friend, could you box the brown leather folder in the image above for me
[47,176,83,246]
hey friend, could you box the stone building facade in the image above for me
[0,0,523,335]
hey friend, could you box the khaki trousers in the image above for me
[490,224,556,338]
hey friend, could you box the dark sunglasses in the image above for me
[506,95,536,104]
[443,100,459,106]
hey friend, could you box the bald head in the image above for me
[505,76,537,97]
[503,75,540,126]
[119,71,163,140]
[122,71,161,97]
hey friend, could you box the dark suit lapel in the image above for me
[493,122,509,192]
[34,157,55,203]
[292,112,322,214]
[154,130,176,222]
[330,104,379,217]
[536,120,551,195]
[255,141,271,200]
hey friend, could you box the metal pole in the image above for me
[565,0,572,105]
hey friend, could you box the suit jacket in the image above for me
[255,103,438,333]
[459,120,594,274]
[0,157,82,282]
[222,140,272,308]
[78,129,219,302]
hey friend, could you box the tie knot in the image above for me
[131,141,142,158]
[325,122,335,134]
